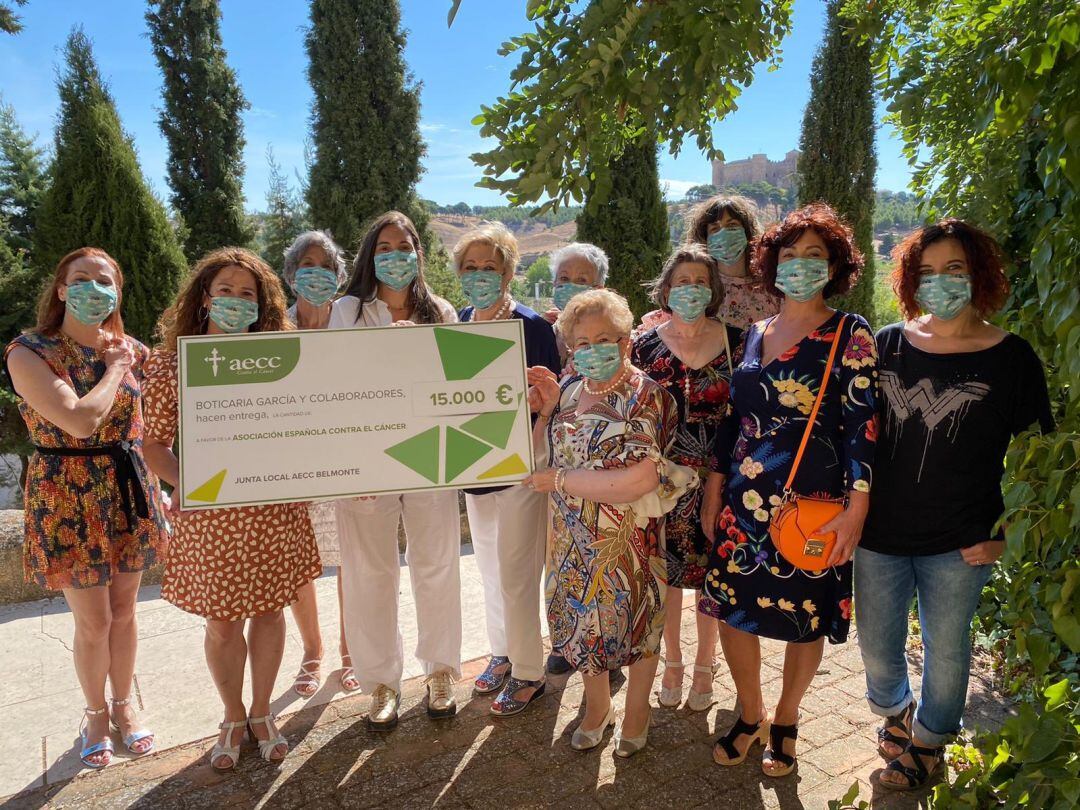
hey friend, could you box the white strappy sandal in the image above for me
[658,657,685,707]
[211,719,246,772]
[292,659,321,697]
[687,662,720,712]
[248,714,288,762]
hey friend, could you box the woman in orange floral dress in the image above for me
[5,248,168,770]
[143,248,320,771]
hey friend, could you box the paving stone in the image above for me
[2,588,1013,808]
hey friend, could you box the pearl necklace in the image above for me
[583,361,631,397]
[490,295,515,321]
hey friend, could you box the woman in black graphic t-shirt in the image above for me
[856,220,1053,792]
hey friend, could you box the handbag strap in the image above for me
[782,314,848,493]
[722,323,733,377]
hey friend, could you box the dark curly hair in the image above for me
[891,219,1010,320]
[682,194,762,248]
[754,203,864,300]
[647,246,724,317]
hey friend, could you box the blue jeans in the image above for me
[854,547,992,746]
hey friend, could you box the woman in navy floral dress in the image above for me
[699,204,878,777]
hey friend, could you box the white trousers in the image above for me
[337,490,462,693]
[465,485,548,681]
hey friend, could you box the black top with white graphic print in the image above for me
[862,323,1053,556]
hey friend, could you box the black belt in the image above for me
[34,441,150,528]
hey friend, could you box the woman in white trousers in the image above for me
[331,211,463,728]
[453,222,562,716]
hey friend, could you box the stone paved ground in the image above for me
[2,599,1009,810]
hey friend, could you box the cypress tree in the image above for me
[33,29,187,343]
[796,0,877,325]
[305,0,426,253]
[0,101,50,477]
[146,0,251,259]
[259,145,307,271]
[0,96,48,255]
[576,133,669,320]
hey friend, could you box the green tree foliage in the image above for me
[576,133,668,319]
[425,248,465,312]
[34,29,187,343]
[258,145,307,272]
[459,0,793,210]
[0,96,48,254]
[843,0,1080,805]
[306,0,427,253]
[797,1,877,325]
[0,100,49,474]
[426,201,582,230]
[684,184,718,203]
[525,255,551,297]
[146,0,252,260]
[0,0,26,34]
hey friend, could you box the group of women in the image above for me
[5,193,1052,791]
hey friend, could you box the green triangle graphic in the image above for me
[444,427,494,482]
[433,327,515,381]
[458,410,518,450]
[384,426,441,484]
[187,469,227,503]
[477,453,529,480]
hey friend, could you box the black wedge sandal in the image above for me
[877,742,945,792]
[762,722,799,777]
[712,714,771,766]
[877,701,915,760]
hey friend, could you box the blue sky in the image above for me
[0,1,913,211]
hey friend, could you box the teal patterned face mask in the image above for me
[707,227,748,264]
[460,271,504,310]
[667,284,711,322]
[573,341,624,381]
[775,257,830,302]
[916,273,972,320]
[373,250,419,291]
[294,266,339,306]
[209,296,259,333]
[552,282,591,311]
[65,280,118,325]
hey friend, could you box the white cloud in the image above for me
[660,178,699,198]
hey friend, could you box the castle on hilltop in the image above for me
[711,150,800,189]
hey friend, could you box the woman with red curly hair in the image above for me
[5,248,169,770]
[856,220,1052,792]
[143,248,321,772]
[698,203,879,778]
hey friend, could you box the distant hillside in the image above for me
[430,214,577,267]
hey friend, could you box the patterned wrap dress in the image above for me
[699,311,878,644]
[143,349,321,621]
[631,324,743,589]
[4,331,169,590]
[544,370,696,674]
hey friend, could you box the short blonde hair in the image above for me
[556,288,634,345]
[452,221,519,280]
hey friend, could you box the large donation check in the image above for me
[176,321,534,510]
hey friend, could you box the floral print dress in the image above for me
[699,311,878,643]
[5,331,168,590]
[631,324,743,589]
[143,349,321,621]
[544,370,695,674]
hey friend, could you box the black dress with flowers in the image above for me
[698,311,878,643]
[632,325,743,589]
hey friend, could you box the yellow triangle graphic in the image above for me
[477,454,528,480]
[187,469,227,503]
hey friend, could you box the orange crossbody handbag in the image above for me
[768,315,848,572]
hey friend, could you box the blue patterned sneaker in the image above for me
[474,656,511,694]
[489,676,546,717]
